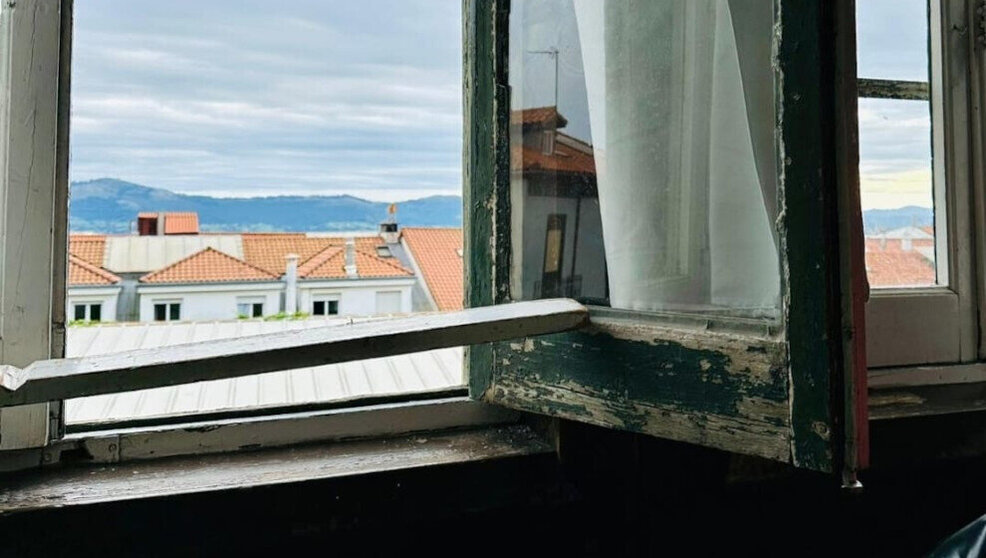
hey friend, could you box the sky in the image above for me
[69,1,462,201]
[71,1,933,210]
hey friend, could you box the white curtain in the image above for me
[574,0,779,314]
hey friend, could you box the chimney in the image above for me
[156,212,165,236]
[284,254,299,313]
[379,203,400,244]
[344,239,358,278]
[902,237,912,252]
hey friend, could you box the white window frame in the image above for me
[236,297,265,318]
[0,0,581,467]
[152,300,182,322]
[862,0,978,368]
[312,293,341,316]
[71,302,102,323]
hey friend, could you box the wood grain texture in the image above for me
[0,0,66,449]
[0,425,552,514]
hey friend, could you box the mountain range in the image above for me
[70,179,463,233]
[70,178,932,235]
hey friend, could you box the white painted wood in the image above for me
[864,0,977,368]
[869,362,986,388]
[0,0,67,449]
[0,299,588,407]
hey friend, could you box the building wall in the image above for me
[136,283,282,322]
[67,286,121,323]
[298,279,414,316]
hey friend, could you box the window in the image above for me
[72,303,102,322]
[236,300,264,318]
[312,297,340,316]
[467,0,864,474]
[0,0,868,480]
[857,0,976,368]
[375,291,402,314]
[153,302,181,322]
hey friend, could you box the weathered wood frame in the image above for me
[465,0,864,473]
[0,0,72,450]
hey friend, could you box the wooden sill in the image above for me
[0,424,552,515]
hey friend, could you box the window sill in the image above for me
[869,362,986,420]
[0,423,551,515]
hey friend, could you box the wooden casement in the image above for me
[464,0,869,474]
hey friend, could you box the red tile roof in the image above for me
[242,234,410,279]
[68,255,121,286]
[865,239,936,287]
[402,228,463,311]
[511,106,568,128]
[139,247,279,284]
[69,234,106,267]
[163,212,199,235]
[511,141,596,175]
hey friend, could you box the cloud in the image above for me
[69,0,463,201]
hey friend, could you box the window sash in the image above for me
[0,299,588,408]
[861,0,977,368]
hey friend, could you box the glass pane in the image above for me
[90,304,102,322]
[509,0,779,318]
[64,0,467,427]
[856,0,929,82]
[859,98,937,288]
[74,305,86,321]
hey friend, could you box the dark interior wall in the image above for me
[2,421,984,557]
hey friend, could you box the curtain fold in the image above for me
[574,0,779,313]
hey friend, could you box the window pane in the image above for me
[859,98,937,288]
[856,0,929,82]
[90,304,102,322]
[65,1,467,426]
[74,305,86,321]
[510,0,779,317]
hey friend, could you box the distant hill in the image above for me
[69,178,463,233]
[862,206,933,234]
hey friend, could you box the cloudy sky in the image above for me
[71,1,933,209]
[70,1,462,201]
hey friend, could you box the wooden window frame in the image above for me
[862,0,978,369]
[464,0,866,474]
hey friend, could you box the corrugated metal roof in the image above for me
[64,318,464,426]
[103,235,244,273]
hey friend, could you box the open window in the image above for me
[0,0,870,479]
[465,0,867,474]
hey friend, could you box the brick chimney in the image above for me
[379,203,399,244]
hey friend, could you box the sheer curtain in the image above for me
[574,0,779,314]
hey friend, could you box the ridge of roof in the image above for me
[139,247,279,284]
[68,254,121,286]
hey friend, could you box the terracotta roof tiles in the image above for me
[163,212,199,235]
[69,234,106,267]
[68,254,120,286]
[140,247,279,284]
[402,228,463,311]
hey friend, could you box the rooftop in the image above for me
[63,318,463,426]
[139,247,279,284]
[402,228,463,311]
[68,254,121,286]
